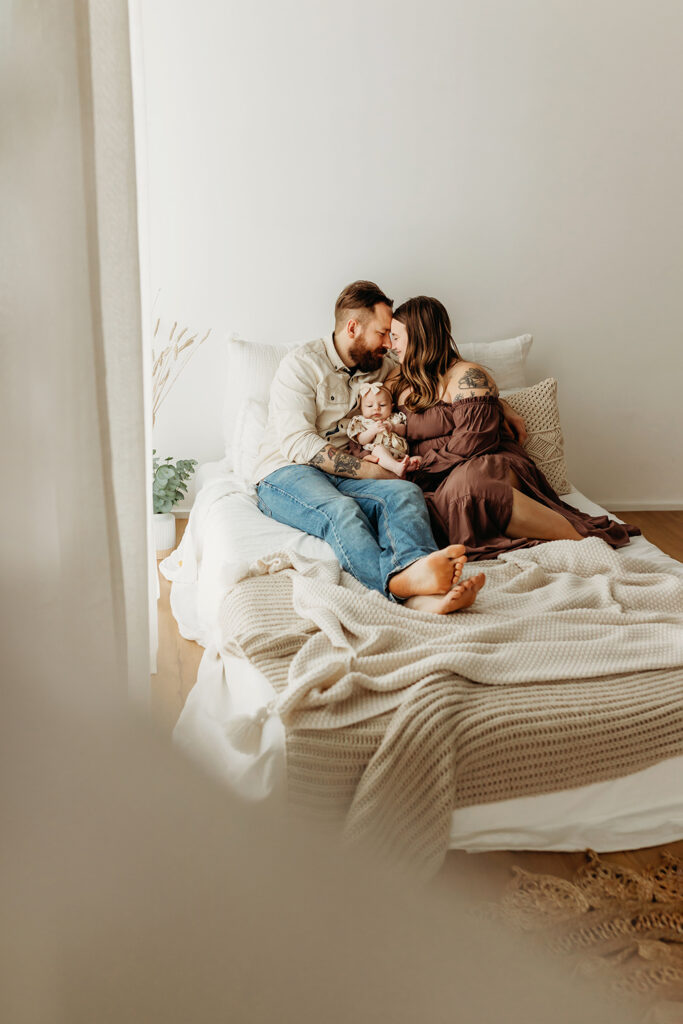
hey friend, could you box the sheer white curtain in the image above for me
[82,0,155,692]
[1,0,151,705]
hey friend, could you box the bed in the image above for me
[160,331,683,868]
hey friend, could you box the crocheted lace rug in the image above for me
[484,850,683,1023]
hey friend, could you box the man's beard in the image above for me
[348,340,386,373]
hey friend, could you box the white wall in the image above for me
[135,0,683,508]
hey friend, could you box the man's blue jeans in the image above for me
[256,465,438,599]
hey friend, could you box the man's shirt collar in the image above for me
[324,332,351,373]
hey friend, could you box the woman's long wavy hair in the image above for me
[391,296,461,412]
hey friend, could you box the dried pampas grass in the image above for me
[152,319,212,424]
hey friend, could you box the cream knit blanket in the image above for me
[220,538,683,876]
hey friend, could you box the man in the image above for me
[252,281,485,613]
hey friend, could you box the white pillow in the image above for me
[232,397,269,485]
[222,333,299,456]
[458,334,533,391]
[223,331,533,459]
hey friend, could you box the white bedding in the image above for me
[162,459,683,853]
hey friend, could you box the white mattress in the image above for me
[162,459,683,853]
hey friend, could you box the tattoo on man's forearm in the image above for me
[330,446,361,477]
[308,445,362,477]
[457,367,495,393]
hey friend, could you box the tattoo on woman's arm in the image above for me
[457,367,494,392]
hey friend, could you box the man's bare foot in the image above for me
[405,573,486,614]
[451,554,466,587]
[389,545,468,598]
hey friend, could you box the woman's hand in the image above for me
[499,400,528,443]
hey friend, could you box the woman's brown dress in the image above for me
[401,395,639,560]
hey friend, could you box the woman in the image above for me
[387,296,639,559]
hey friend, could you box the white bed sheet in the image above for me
[163,459,683,853]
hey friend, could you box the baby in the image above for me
[347,382,422,477]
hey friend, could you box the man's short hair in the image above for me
[334,281,393,333]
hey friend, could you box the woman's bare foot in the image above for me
[389,546,468,598]
[405,574,486,614]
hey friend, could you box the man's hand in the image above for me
[499,400,528,444]
[309,445,394,479]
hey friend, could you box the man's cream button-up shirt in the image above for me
[252,334,398,484]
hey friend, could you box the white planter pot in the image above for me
[153,512,176,556]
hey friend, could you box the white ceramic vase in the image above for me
[153,512,176,556]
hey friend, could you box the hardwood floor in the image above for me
[153,509,683,895]
[151,518,204,734]
[611,509,683,561]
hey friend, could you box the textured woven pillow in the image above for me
[505,378,571,495]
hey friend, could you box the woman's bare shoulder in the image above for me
[444,361,499,401]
